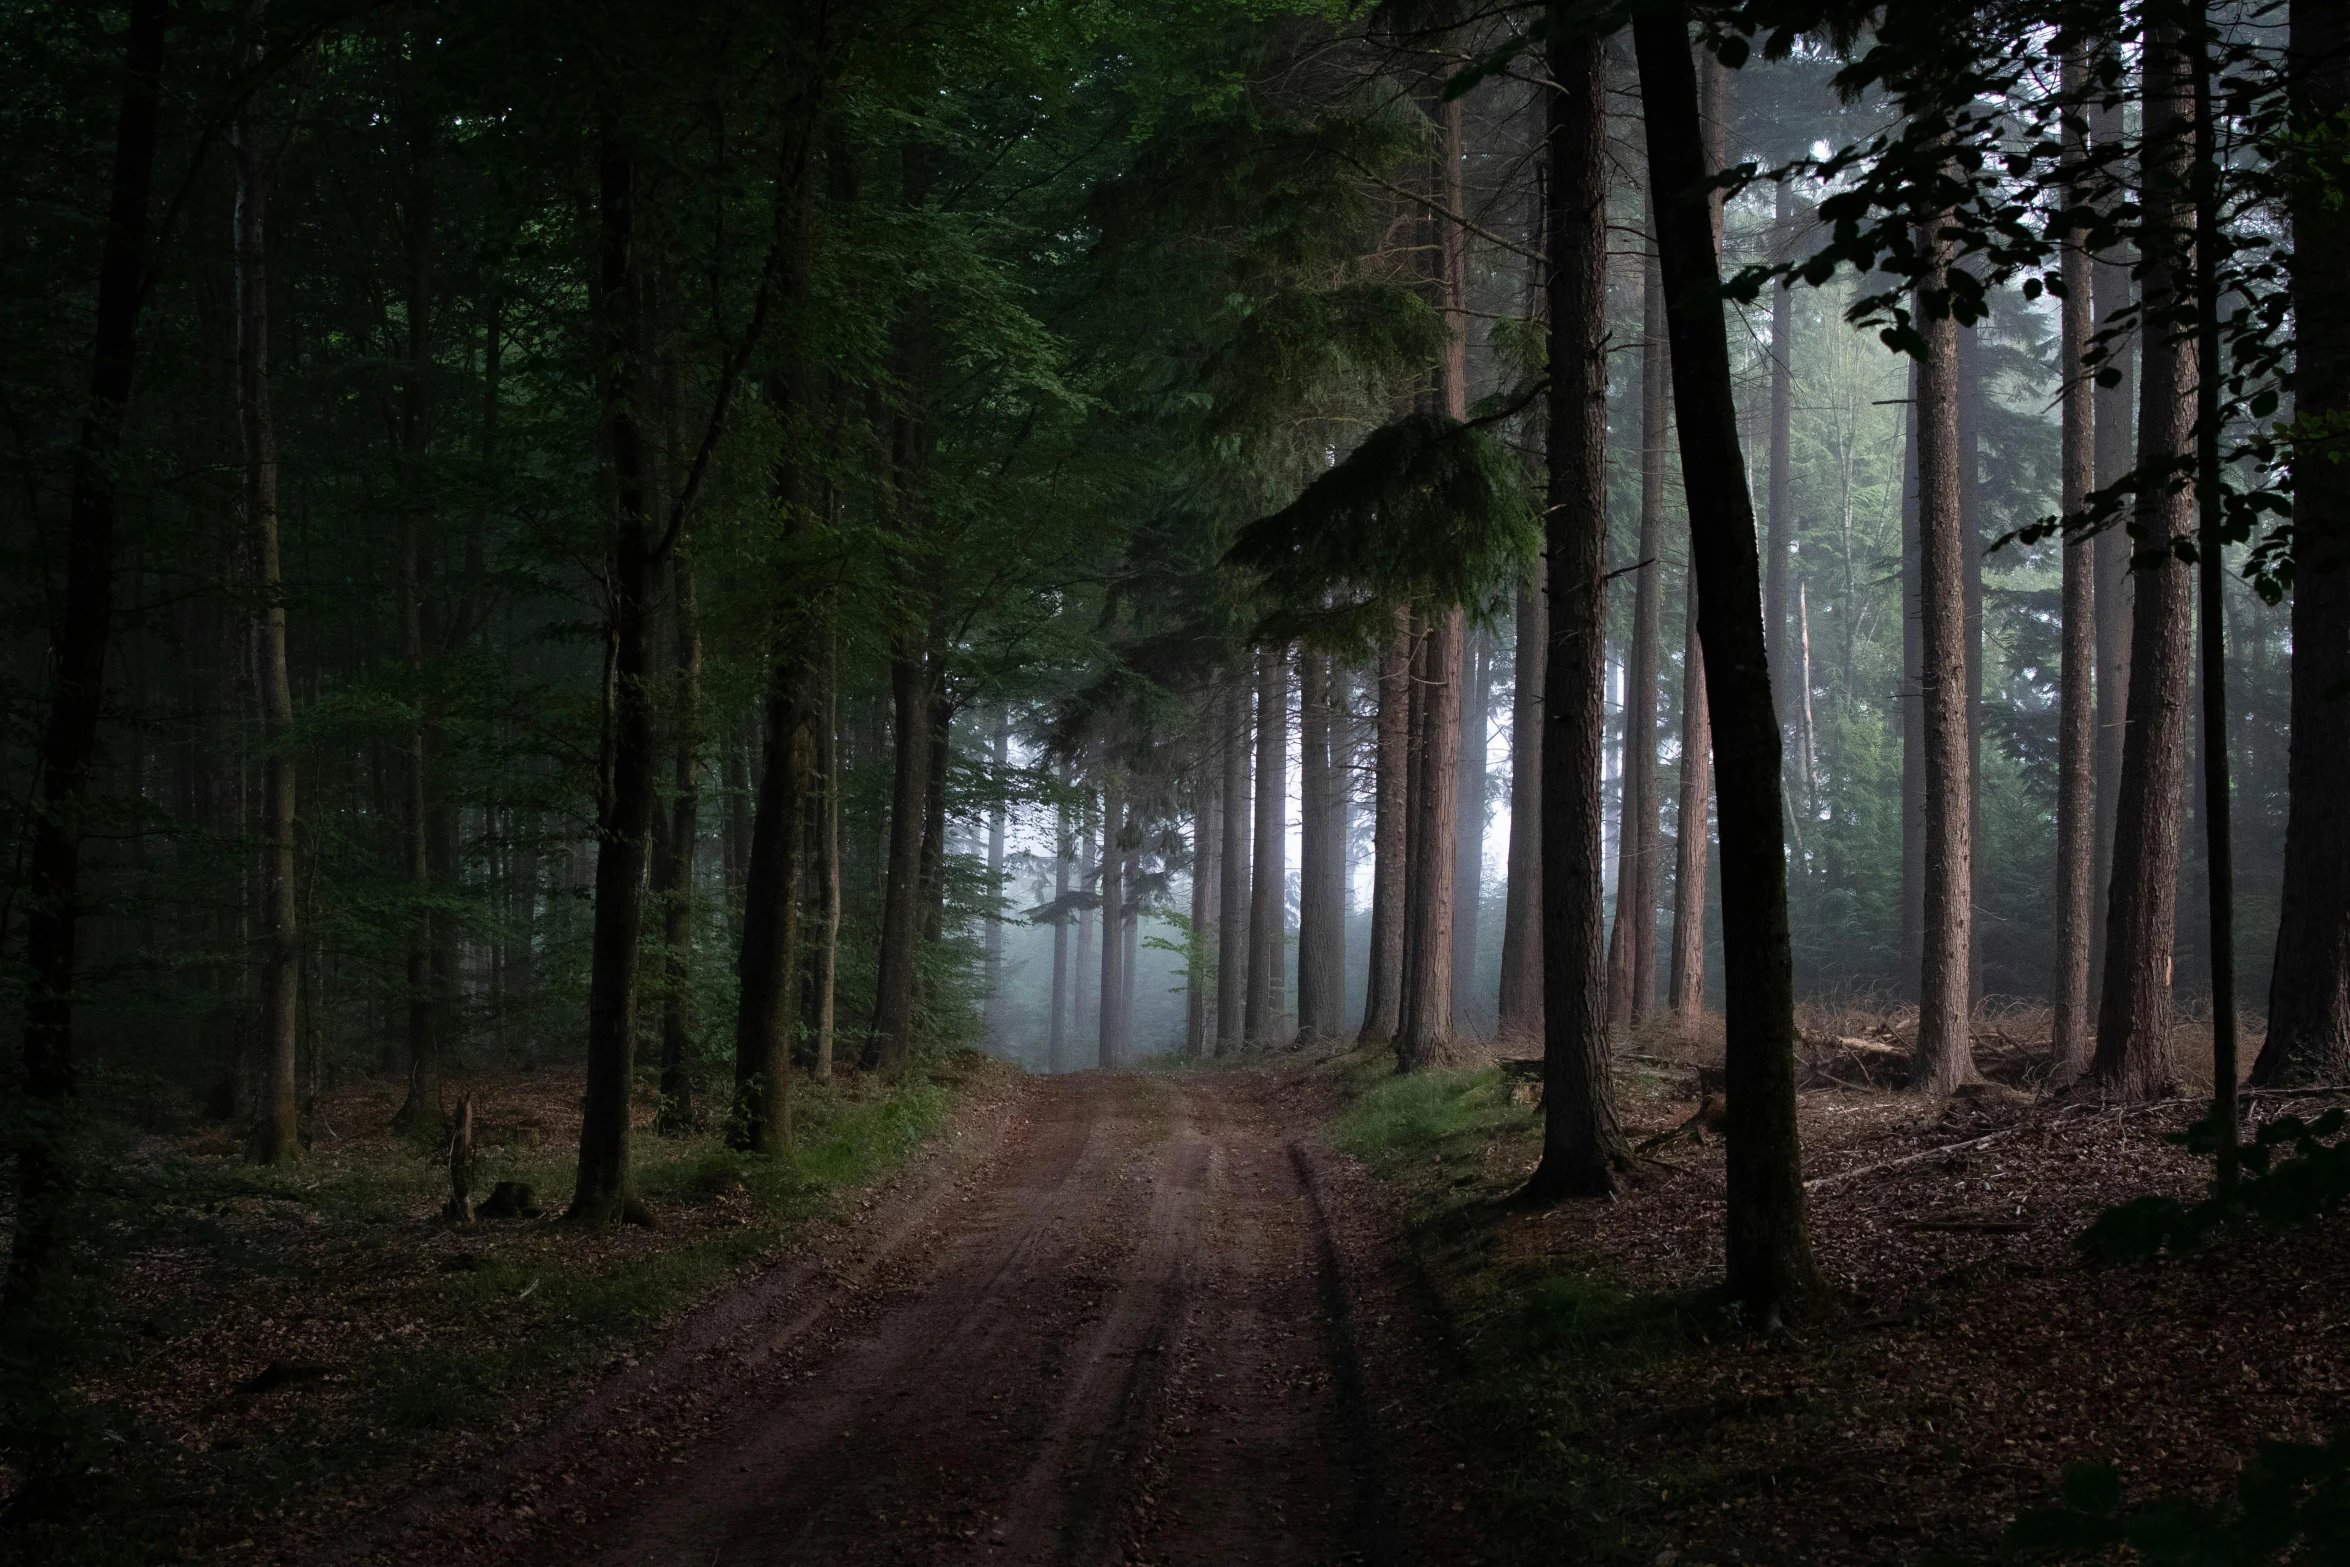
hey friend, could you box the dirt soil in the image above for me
[295,1068,1463,1567]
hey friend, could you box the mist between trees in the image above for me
[2,0,2341,1336]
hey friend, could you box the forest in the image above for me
[1,0,2346,1561]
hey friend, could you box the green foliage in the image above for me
[2012,1433,2350,1563]
[1225,411,1538,637]
[2077,1109,2350,1264]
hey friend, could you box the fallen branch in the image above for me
[1804,1128,2018,1191]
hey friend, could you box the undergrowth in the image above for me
[0,1057,981,1565]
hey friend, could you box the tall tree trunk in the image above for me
[984,712,1008,1051]
[2091,19,2197,1102]
[1957,322,1986,1008]
[1899,355,1925,998]
[1099,776,1125,1070]
[5,0,165,1316]
[1050,793,1071,1073]
[1297,651,1340,1039]
[1187,757,1218,1058]
[571,104,659,1226]
[2255,0,2350,1084]
[1634,11,1818,1320]
[1075,812,1096,1046]
[1499,578,1545,1043]
[1217,681,1251,1051]
[393,110,440,1134]
[868,632,928,1071]
[731,603,810,1149]
[1452,629,1488,1031]
[1610,242,1670,1032]
[1915,210,1976,1095]
[653,555,701,1133]
[1397,609,1463,1071]
[1667,587,1711,1023]
[1358,618,1408,1044]
[1246,646,1285,1040]
[2089,90,2137,1010]
[917,639,951,946]
[237,26,300,1166]
[1765,181,1796,729]
[814,624,841,1082]
[2053,45,2099,1079]
[1527,26,1627,1197]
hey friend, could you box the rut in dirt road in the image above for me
[581,1073,1400,1567]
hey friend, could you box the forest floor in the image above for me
[1338,1019,2350,1566]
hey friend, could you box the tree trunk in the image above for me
[2254,0,2350,1085]
[1499,578,1545,1044]
[2053,45,2099,1079]
[813,623,842,1082]
[917,640,951,947]
[1958,322,1986,1009]
[1915,211,1976,1095]
[653,555,701,1133]
[1765,181,1796,729]
[984,713,1008,1052]
[868,632,928,1071]
[1050,793,1071,1073]
[731,616,810,1150]
[1899,354,1925,1000]
[1667,585,1710,1024]
[2089,90,2137,1011]
[1217,682,1251,1051]
[1075,812,1096,1047]
[1610,241,1670,1033]
[5,0,165,1316]
[2091,19,2197,1102]
[1099,776,1125,1069]
[1634,11,1818,1320]
[393,111,440,1135]
[1297,652,1342,1040]
[237,33,300,1165]
[1397,609,1463,1071]
[1452,629,1489,1032]
[571,105,658,1226]
[1358,617,1408,1044]
[1246,646,1286,1041]
[1527,26,1627,1197]
[1187,756,1218,1058]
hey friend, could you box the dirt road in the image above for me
[539,1071,1414,1567]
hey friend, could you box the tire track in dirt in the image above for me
[570,1071,1396,1566]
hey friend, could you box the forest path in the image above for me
[575,1070,1402,1567]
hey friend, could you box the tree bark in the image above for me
[2091,19,2197,1102]
[1914,211,1976,1095]
[2089,91,2137,1011]
[571,103,658,1226]
[1527,25,1627,1197]
[1667,585,1710,1023]
[1246,647,1286,1041]
[1635,11,1818,1320]
[1075,812,1096,1047]
[1957,322,1986,1009]
[1217,681,1251,1050]
[984,713,1009,1051]
[917,638,951,947]
[1610,241,1670,1032]
[1050,792,1071,1073]
[1358,617,1408,1044]
[1297,652,1343,1039]
[1765,181,1796,728]
[5,0,166,1316]
[2255,0,2350,1085]
[1899,356,1925,998]
[1452,629,1489,1031]
[2053,46,2099,1078]
[867,632,928,1070]
[1187,755,1218,1058]
[653,554,702,1133]
[1499,578,1545,1043]
[1396,609,1463,1071]
[393,108,440,1135]
[1099,776,1125,1069]
[814,623,842,1082]
[236,25,300,1165]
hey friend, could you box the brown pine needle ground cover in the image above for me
[1325,1021,2350,1566]
[0,1052,1010,1566]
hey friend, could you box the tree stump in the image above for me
[444,1094,474,1223]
